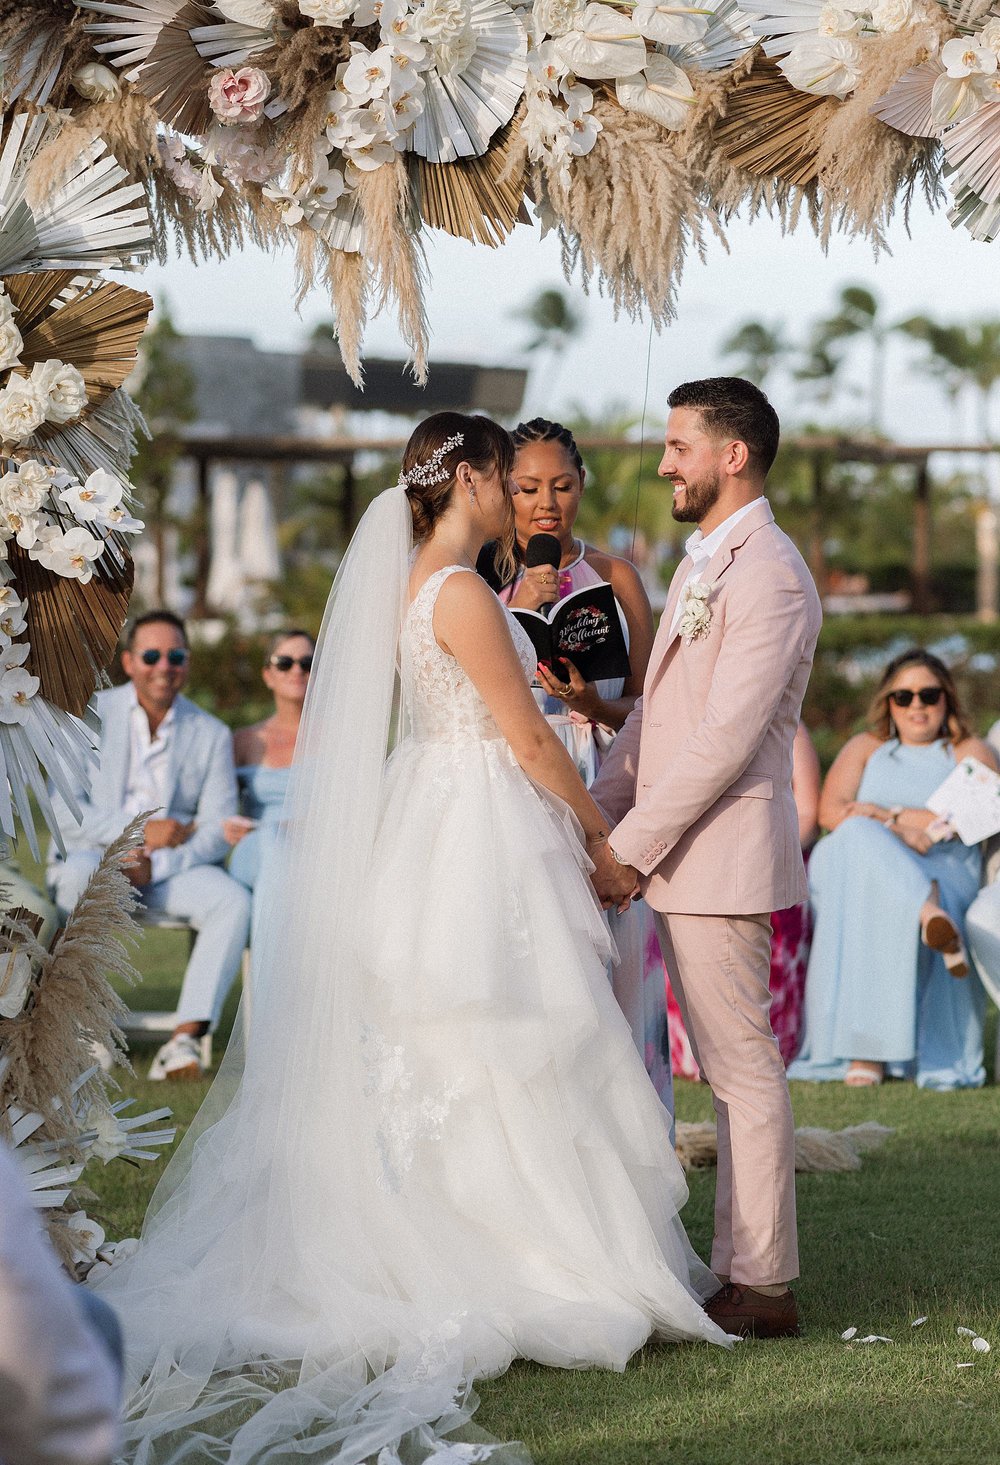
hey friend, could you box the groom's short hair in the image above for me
[668,378,780,476]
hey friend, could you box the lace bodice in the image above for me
[401,566,536,744]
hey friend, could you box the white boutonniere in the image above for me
[677,579,716,644]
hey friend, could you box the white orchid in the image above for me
[0,666,39,724]
[301,151,348,208]
[528,37,571,91]
[0,641,30,673]
[104,505,145,534]
[1,508,46,550]
[81,1103,129,1164]
[28,525,105,584]
[66,1210,106,1268]
[342,110,397,169]
[343,44,396,102]
[0,949,32,1017]
[616,52,695,128]
[29,360,88,426]
[779,33,861,97]
[553,3,646,79]
[0,588,27,638]
[0,378,47,444]
[353,0,405,25]
[941,36,997,79]
[263,183,307,225]
[633,2,711,48]
[58,467,125,524]
[0,318,23,373]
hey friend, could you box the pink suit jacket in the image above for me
[591,500,822,916]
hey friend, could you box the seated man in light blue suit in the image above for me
[47,610,250,1081]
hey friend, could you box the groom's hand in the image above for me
[588,839,640,913]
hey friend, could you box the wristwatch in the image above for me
[609,843,630,866]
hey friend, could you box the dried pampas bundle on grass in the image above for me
[675,1120,895,1174]
[0,817,143,1144]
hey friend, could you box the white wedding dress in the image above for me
[93,493,726,1465]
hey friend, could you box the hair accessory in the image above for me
[402,433,465,489]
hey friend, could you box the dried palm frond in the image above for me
[0,113,151,275]
[870,59,944,140]
[76,0,183,72]
[131,0,218,136]
[0,693,98,855]
[944,98,1000,207]
[410,116,529,246]
[716,52,829,186]
[948,179,1000,240]
[191,16,277,67]
[24,386,148,487]
[11,539,134,720]
[675,1120,894,1173]
[667,0,757,73]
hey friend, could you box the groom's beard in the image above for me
[670,470,722,524]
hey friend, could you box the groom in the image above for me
[592,378,822,1337]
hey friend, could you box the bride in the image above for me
[93,412,728,1463]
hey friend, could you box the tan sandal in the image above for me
[845,1061,884,1087]
[922,912,969,978]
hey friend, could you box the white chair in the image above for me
[121,909,250,1070]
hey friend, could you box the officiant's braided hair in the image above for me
[403,412,517,582]
[511,418,584,478]
[868,648,970,744]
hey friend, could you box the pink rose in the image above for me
[207,67,272,124]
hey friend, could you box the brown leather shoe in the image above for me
[705,1283,800,1339]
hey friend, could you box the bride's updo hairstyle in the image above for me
[402,411,516,581]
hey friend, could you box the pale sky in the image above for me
[130,193,1000,445]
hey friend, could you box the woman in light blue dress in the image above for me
[789,649,997,1091]
[224,630,314,945]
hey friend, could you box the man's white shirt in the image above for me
[669,497,766,635]
[123,684,177,885]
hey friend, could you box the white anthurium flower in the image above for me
[0,948,32,1017]
[58,467,124,524]
[553,3,647,79]
[72,61,121,101]
[66,1211,106,1268]
[0,666,40,724]
[529,37,571,90]
[533,0,586,36]
[816,4,861,35]
[779,34,861,98]
[930,70,988,127]
[0,378,47,444]
[941,37,997,79]
[299,0,357,21]
[29,360,88,426]
[0,318,23,373]
[616,51,695,127]
[28,524,105,584]
[343,44,396,102]
[632,2,711,48]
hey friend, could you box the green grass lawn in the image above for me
[76,910,1000,1465]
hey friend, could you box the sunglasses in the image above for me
[138,648,189,667]
[270,654,313,673]
[889,686,944,708]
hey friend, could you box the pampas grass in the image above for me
[674,1119,895,1173]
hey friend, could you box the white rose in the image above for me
[779,34,861,98]
[29,360,88,425]
[0,318,23,373]
[414,0,469,42]
[299,0,357,21]
[868,0,915,29]
[432,23,477,74]
[817,4,861,35]
[0,378,46,443]
[72,61,121,101]
[0,466,51,516]
[981,17,1000,55]
[0,291,15,327]
[532,0,585,36]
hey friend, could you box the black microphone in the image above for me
[524,533,562,613]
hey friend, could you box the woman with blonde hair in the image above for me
[789,648,996,1089]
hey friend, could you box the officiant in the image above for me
[788,649,997,1091]
[489,418,672,1110]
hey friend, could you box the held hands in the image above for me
[144,816,195,850]
[222,815,258,847]
[122,850,152,887]
[587,835,640,914]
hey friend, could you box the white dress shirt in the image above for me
[0,1144,119,1465]
[669,497,767,635]
[122,685,176,885]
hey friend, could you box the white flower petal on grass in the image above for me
[553,3,647,78]
[958,1326,977,1336]
[911,1317,928,1327]
[858,1334,893,1343]
[779,33,861,97]
[972,1337,991,1352]
[634,1,710,47]
[841,1326,858,1340]
[957,1362,975,1368]
[616,52,696,127]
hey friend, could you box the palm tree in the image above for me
[720,319,791,388]
[808,285,890,432]
[511,287,585,404]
